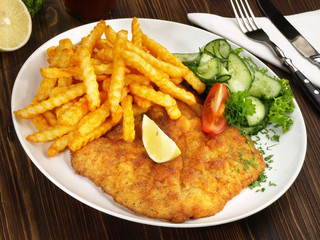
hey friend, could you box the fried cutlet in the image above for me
[71,101,265,223]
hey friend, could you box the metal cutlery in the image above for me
[230,0,320,111]
[257,0,320,68]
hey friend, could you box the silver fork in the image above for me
[230,0,320,111]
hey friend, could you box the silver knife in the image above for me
[257,0,320,68]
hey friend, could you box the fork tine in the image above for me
[239,0,255,31]
[243,0,260,30]
[230,0,261,33]
[230,0,245,32]
[235,0,253,31]
[230,0,250,32]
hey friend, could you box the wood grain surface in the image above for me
[1,0,319,239]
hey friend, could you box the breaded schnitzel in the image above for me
[71,101,265,223]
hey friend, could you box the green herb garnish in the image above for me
[22,0,45,17]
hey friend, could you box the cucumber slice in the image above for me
[213,41,223,58]
[204,39,231,59]
[249,71,282,99]
[246,96,266,126]
[203,40,217,56]
[227,53,252,93]
[243,59,255,81]
[194,53,220,81]
[174,52,201,66]
[243,58,258,70]
[216,65,231,82]
[218,40,231,59]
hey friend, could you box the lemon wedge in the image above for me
[0,0,32,52]
[142,114,181,163]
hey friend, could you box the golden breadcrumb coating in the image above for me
[71,101,265,222]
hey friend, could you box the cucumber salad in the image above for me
[175,39,295,136]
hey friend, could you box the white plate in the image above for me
[11,18,307,228]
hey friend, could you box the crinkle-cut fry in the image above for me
[46,97,103,155]
[141,33,184,67]
[123,50,165,86]
[129,82,181,119]
[55,99,75,118]
[131,17,142,48]
[183,71,206,94]
[108,24,204,93]
[125,74,150,86]
[102,77,129,100]
[111,104,123,123]
[141,33,206,94]
[81,20,106,53]
[127,42,187,78]
[64,66,82,76]
[159,83,197,106]
[93,63,113,75]
[105,25,117,44]
[95,39,113,50]
[165,104,182,120]
[40,67,70,78]
[50,86,71,98]
[48,48,74,68]
[40,67,81,79]
[57,96,89,126]
[123,51,196,105]
[104,25,186,78]
[68,117,120,152]
[31,114,50,131]
[133,95,153,109]
[95,47,114,62]
[78,100,110,136]
[76,46,100,111]
[171,77,184,85]
[109,30,128,113]
[58,38,74,50]
[43,111,57,126]
[121,95,135,142]
[100,38,113,47]
[95,64,130,76]
[48,132,75,157]
[14,83,86,119]
[33,78,57,102]
[26,124,75,142]
[120,86,130,101]
[57,77,73,87]
[132,104,150,116]
[47,39,73,63]
[47,46,57,58]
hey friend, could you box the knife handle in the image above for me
[283,58,320,111]
[265,40,320,111]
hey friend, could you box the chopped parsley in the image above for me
[22,0,45,17]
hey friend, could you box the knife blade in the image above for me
[257,0,320,68]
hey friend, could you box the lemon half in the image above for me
[0,0,32,52]
[142,114,181,163]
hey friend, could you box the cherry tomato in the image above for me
[201,83,230,134]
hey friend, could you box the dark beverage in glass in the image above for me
[63,0,117,22]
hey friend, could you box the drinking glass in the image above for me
[63,0,117,22]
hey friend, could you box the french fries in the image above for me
[121,95,135,142]
[109,30,128,114]
[14,17,204,157]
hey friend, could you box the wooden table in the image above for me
[1,0,320,239]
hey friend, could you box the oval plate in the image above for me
[11,18,307,228]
